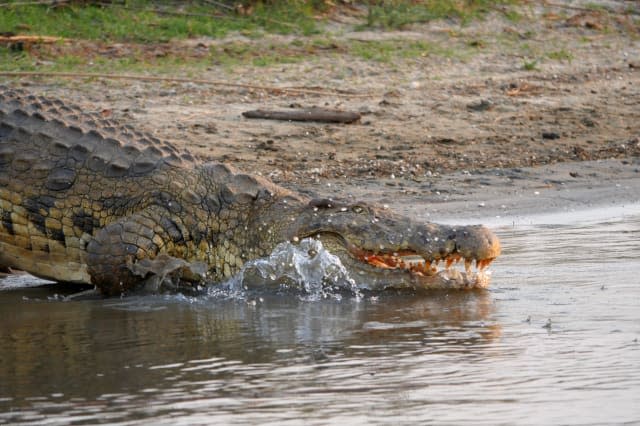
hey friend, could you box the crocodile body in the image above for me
[0,86,500,295]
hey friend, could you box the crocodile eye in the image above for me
[352,206,364,214]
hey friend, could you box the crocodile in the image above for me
[0,85,500,295]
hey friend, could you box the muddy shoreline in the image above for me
[299,158,640,226]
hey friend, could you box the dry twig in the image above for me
[242,107,361,123]
[0,35,63,44]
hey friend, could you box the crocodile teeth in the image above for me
[478,258,495,270]
[398,254,425,267]
[465,259,472,274]
[355,249,493,277]
[445,254,461,269]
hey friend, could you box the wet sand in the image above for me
[298,158,640,225]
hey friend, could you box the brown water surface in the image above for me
[0,212,639,425]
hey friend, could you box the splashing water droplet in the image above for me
[220,238,361,299]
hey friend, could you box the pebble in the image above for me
[467,99,493,112]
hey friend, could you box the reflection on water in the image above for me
[1,214,639,425]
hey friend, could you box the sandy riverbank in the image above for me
[301,158,640,226]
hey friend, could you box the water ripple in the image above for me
[1,215,639,425]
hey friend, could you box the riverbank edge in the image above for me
[300,158,640,227]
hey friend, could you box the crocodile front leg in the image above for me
[86,207,206,295]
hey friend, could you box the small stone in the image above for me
[542,131,560,140]
[466,99,493,112]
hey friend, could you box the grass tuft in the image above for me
[547,49,574,62]
[361,0,518,29]
[0,1,319,42]
[0,0,519,75]
[522,59,539,71]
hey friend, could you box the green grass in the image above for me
[210,41,307,68]
[0,45,211,74]
[522,59,539,71]
[0,33,468,75]
[0,1,320,42]
[583,2,607,12]
[350,39,458,62]
[0,49,33,72]
[0,1,514,41]
[0,0,517,74]
[502,9,523,22]
[547,49,574,62]
[361,0,519,29]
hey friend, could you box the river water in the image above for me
[1,208,639,425]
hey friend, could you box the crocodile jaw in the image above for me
[313,231,500,290]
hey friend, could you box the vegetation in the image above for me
[1,0,510,74]
[0,1,321,42]
[11,0,620,77]
[0,1,525,42]
[547,49,574,62]
[362,0,518,29]
[522,59,539,71]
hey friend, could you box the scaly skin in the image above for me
[0,86,500,295]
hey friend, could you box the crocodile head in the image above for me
[258,196,501,290]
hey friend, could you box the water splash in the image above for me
[214,238,361,300]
